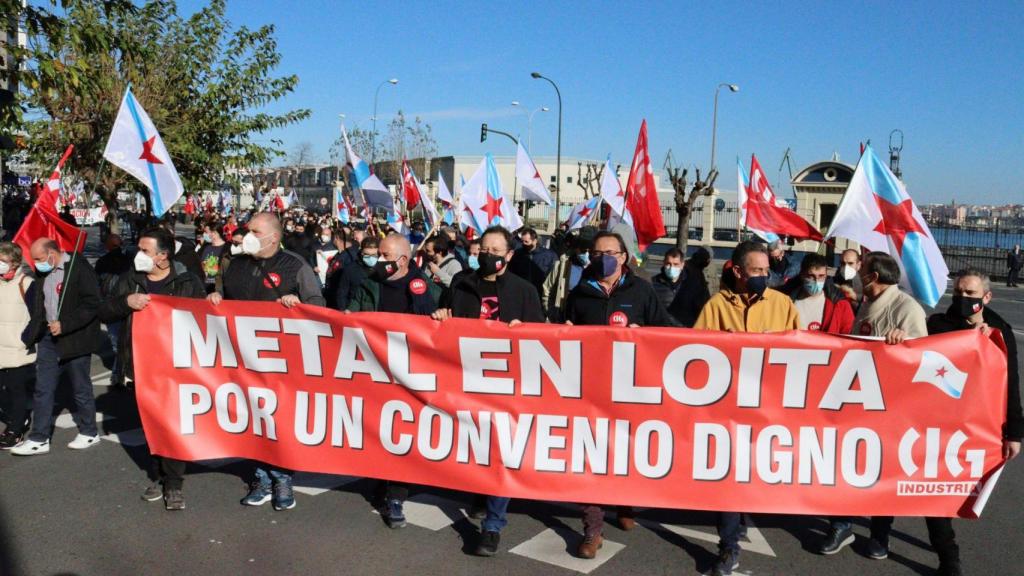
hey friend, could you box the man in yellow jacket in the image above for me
[693,241,799,576]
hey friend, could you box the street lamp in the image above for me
[511,101,550,152]
[710,82,739,174]
[531,72,562,230]
[371,78,398,165]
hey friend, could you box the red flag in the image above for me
[624,120,665,252]
[184,195,196,216]
[401,159,420,210]
[745,154,823,241]
[13,145,86,266]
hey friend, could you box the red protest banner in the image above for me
[133,295,1010,518]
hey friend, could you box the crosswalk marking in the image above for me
[54,412,115,429]
[371,493,468,531]
[100,428,148,447]
[509,526,625,574]
[292,472,359,496]
[648,518,777,557]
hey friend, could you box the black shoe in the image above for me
[0,430,22,450]
[711,548,740,576]
[817,526,855,555]
[474,530,500,557]
[468,495,487,520]
[937,560,963,576]
[865,537,889,560]
[163,488,185,511]
[384,498,406,529]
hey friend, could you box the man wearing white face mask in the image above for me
[98,227,204,510]
[208,212,325,512]
[833,248,863,306]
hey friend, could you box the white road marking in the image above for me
[371,493,468,530]
[90,370,112,382]
[54,412,115,429]
[510,526,625,574]
[100,428,148,447]
[292,472,358,496]
[648,518,777,557]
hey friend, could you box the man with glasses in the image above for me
[563,231,675,559]
[347,233,440,528]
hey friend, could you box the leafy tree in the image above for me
[2,0,309,211]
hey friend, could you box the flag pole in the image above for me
[57,156,106,318]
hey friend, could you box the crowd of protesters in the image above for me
[0,200,1020,576]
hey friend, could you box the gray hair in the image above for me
[0,241,22,266]
[956,268,991,293]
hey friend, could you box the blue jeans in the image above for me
[254,466,292,486]
[718,512,743,552]
[481,496,511,533]
[29,335,96,442]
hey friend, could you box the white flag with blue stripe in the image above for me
[825,145,948,307]
[103,86,184,217]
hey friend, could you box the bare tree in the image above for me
[575,162,603,199]
[669,163,718,252]
[290,141,317,167]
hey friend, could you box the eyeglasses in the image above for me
[589,250,623,258]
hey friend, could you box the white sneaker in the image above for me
[67,434,101,450]
[11,438,50,456]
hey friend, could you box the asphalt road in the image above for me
[1,229,1022,576]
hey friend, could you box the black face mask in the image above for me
[745,275,769,298]
[476,253,506,277]
[951,294,984,319]
[370,259,399,281]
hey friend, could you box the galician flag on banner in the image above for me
[825,145,948,307]
[625,120,665,252]
[515,142,553,204]
[103,86,184,217]
[341,124,392,210]
[437,173,456,225]
[564,196,601,231]
[737,159,779,243]
[461,154,523,232]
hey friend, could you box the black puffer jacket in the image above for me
[448,270,544,323]
[98,262,205,380]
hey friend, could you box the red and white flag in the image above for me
[745,154,823,241]
[515,142,553,205]
[401,159,420,210]
[14,145,86,265]
[624,120,665,252]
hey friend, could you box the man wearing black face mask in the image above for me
[694,241,799,576]
[921,268,1021,576]
[346,233,439,529]
[563,231,675,559]
[431,226,543,557]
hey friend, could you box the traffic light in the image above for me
[480,123,487,143]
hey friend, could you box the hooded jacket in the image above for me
[97,261,205,380]
[694,286,800,333]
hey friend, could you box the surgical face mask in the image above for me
[745,274,769,298]
[577,251,590,267]
[321,235,331,244]
[229,244,243,256]
[362,254,379,268]
[202,233,212,243]
[664,265,682,281]
[285,224,294,233]
[134,251,155,273]
[840,265,856,281]
[35,255,54,274]
[804,278,825,295]
[951,294,984,318]
[241,232,264,256]
[0,261,10,275]
[467,255,480,270]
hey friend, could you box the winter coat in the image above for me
[25,256,104,359]
[347,265,439,315]
[651,264,711,328]
[509,246,557,298]
[0,271,36,368]
[852,284,927,338]
[694,286,800,333]
[219,249,325,306]
[565,268,676,327]
[448,270,544,323]
[97,262,205,380]
[791,281,856,335]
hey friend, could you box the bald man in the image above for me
[209,212,324,511]
[347,233,440,528]
[13,238,104,456]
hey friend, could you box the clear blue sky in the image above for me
[180,0,1023,204]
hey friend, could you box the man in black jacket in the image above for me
[98,227,205,510]
[508,227,556,299]
[432,226,544,556]
[13,238,104,456]
[209,212,325,512]
[564,231,676,559]
[94,233,132,388]
[923,268,1021,576]
[651,247,711,328]
[330,236,378,311]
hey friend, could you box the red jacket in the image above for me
[813,295,855,334]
